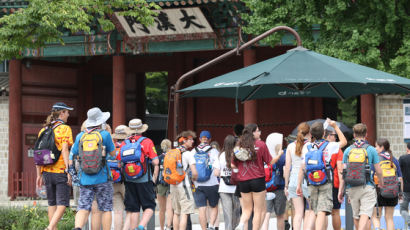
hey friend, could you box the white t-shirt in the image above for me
[288,141,309,188]
[191,145,220,187]
[170,150,196,188]
[302,141,340,164]
[213,152,236,193]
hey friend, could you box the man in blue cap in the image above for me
[191,130,220,230]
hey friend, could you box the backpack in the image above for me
[265,158,285,191]
[305,141,331,186]
[120,137,147,182]
[163,148,185,185]
[158,154,168,186]
[108,160,122,183]
[79,129,105,175]
[193,146,212,182]
[344,143,370,187]
[374,154,400,198]
[33,123,62,166]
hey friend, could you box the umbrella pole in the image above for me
[173,26,303,139]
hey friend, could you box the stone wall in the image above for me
[376,94,407,158]
[0,95,8,200]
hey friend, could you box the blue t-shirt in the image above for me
[71,130,116,186]
[343,143,379,187]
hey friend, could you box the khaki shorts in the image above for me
[347,185,377,219]
[113,183,125,212]
[170,185,195,215]
[157,184,170,197]
[307,182,333,215]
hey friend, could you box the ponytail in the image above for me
[295,122,310,157]
[43,110,61,127]
[376,138,394,168]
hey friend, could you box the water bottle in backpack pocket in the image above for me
[305,142,330,186]
[194,147,212,182]
[120,137,147,182]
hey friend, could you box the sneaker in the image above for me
[284,221,290,230]
[234,223,244,230]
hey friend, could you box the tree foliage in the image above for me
[146,72,168,114]
[241,0,410,78]
[0,0,160,60]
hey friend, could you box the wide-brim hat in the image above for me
[126,118,148,135]
[85,107,110,128]
[112,125,130,140]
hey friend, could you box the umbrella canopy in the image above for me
[179,47,410,100]
[290,119,352,136]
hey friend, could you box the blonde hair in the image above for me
[353,123,367,138]
[161,139,172,152]
[43,110,63,127]
[296,122,310,157]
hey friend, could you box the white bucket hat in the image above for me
[85,107,110,128]
[112,125,130,140]
[127,118,148,135]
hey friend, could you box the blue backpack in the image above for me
[158,154,168,186]
[265,154,286,191]
[194,146,212,182]
[305,141,331,186]
[120,137,147,182]
[108,160,122,183]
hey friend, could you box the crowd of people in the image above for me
[34,102,410,230]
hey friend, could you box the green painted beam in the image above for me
[148,39,215,53]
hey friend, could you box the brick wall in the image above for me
[0,95,8,200]
[376,94,407,158]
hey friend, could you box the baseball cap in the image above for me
[199,130,211,139]
[52,102,73,111]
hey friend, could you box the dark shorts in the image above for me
[43,172,70,207]
[376,188,398,207]
[238,177,265,193]
[124,181,156,212]
[78,181,113,212]
[333,187,341,210]
[234,186,241,197]
[193,185,220,208]
[266,189,286,215]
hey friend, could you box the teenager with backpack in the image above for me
[213,135,240,230]
[110,124,129,230]
[166,130,198,230]
[324,128,344,230]
[262,132,286,230]
[117,118,159,230]
[233,124,277,230]
[157,139,173,230]
[35,102,74,230]
[371,138,402,230]
[338,123,384,230]
[297,119,347,230]
[284,122,314,230]
[69,107,116,230]
[400,142,410,230]
[191,130,220,230]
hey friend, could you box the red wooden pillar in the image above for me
[8,60,22,198]
[361,94,376,145]
[243,49,257,125]
[113,56,126,128]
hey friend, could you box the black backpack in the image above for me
[33,123,62,165]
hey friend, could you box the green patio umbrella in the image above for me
[179,47,410,101]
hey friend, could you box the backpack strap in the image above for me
[318,141,329,151]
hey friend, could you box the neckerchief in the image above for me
[354,139,367,148]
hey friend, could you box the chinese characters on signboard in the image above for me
[114,7,214,42]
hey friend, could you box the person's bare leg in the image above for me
[261,212,271,230]
[276,214,285,230]
[209,206,218,227]
[122,212,139,230]
[303,210,316,230]
[173,213,180,230]
[47,206,66,230]
[166,195,173,228]
[114,210,124,230]
[91,201,102,230]
[385,206,395,230]
[292,197,304,230]
[158,195,167,230]
[251,190,266,230]
[138,208,154,228]
[198,207,207,230]
[75,210,91,229]
[331,209,341,230]
[371,207,381,229]
[101,211,112,230]
[358,214,371,230]
[238,193,253,228]
[315,211,327,230]
[179,214,189,230]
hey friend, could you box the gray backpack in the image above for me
[344,143,370,187]
[79,130,104,175]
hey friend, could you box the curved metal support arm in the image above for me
[172,26,302,139]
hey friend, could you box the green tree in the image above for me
[0,0,160,60]
[146,72,168,114]
[241,0,409,77]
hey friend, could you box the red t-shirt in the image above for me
[116,135,158,161]
[330,149,343,188]
[234,140,273,182]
